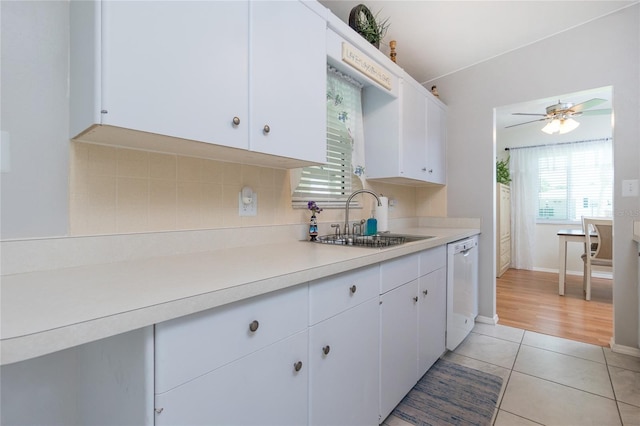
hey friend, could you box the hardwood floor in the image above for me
[496,268,613,347]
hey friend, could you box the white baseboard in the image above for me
[532,266,612,279]
[609,338,640,358]
[476,314,499,325]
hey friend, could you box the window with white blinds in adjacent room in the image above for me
[536,138,613,221]
[291,66,363,208]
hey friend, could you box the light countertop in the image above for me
[1,226,478,365]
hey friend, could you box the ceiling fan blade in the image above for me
[512,112,547,116]
[505,118,547,128]
[570,98,607,113]
[577,108,612,116]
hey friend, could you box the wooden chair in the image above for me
[581,217,613,300]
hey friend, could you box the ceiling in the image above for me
[318,0,637,85]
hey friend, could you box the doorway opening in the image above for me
[493,86,614,345]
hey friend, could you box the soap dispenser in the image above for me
[366,210,377,236]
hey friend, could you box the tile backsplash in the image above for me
[69,142,446,236]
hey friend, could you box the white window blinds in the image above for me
[291,67,363,207]
[513,139,613,222]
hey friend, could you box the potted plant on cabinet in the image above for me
[496,157,511,185]
[348,4,390,49]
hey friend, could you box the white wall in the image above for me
[0,1,70,239]
[434,5,640,348]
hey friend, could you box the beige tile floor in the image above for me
[384,323,640,426]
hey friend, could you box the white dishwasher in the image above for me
[446,235,479,350]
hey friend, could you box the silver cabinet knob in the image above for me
[423,289,428,296]
[294,361,303,372]
[249,320,259,332]
[232,116,240,126]
[428,169,434,173]
[350,285,357,294]
[263,124,270,134]
[422,167,427,172]
[322,345,331,355]
[413,296,419,303]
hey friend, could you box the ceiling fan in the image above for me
[506,98,611,134]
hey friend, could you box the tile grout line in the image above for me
[603,346,625,425]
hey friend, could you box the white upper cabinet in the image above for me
[426,95,447,184]
[363,72,447,186]
[250,1,327,163]
[70,0,327,168]
[400,78,428,181]
[100,1,249,149]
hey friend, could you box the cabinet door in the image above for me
[426,95,447,184]
[417,268,447,378]
[309,298,379,426]
[379,279,419,421]
[400,79,427,180]
[250,1,326,163]
[154,330,308,426]
[102,1,249,148]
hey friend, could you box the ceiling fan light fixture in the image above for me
[541,117,580,135]
[541,118,561,134]
[559,117,580,134]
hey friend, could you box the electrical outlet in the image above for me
[622,179,639,197]
[239,192,257,216]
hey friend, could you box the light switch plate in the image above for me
[239,192,257,216]
[622,179,638,197]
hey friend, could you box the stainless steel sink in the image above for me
[312,233,433,248]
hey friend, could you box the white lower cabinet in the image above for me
[418,267,447,377]
[308,297,380,426]
[154,330,308,426]
[379,246,447,422]
[154,284,309,425]
[379,279,420,421]
[308,265,380,426]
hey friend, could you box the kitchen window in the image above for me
[291,66,364,208]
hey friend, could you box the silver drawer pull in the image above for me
[350,285,357,294]
[322,345,331,356]
[249,320,259,332]
[294,361,303,372]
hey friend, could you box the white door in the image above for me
[249,1,326,163]
[379,279,419,420]
[308,297,379,426]
[102,1,249,148]
[417,268,447,377]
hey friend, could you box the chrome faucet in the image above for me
[344,189,381,236]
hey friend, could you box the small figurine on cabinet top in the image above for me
[431,85,440,98]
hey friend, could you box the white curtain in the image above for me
[509,149,537,269]
[509,139,613,270]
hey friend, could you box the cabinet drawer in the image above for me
[419,246,446,276]
[380,253,419,294]
[309,265,379,325]
[155,284,308,393]
[155,330,308,426]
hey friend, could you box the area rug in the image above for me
[390,359,503,426]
